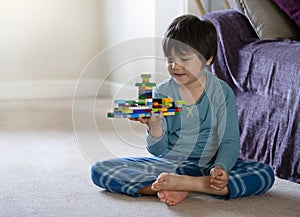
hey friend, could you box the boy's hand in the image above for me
[129,110,163,138]
[209,166,229,191]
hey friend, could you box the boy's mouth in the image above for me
[173,73,186,77]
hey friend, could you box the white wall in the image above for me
[0,0,104,80]
[0,0,105,99]
[0,0,186,99]
[99,0,186,93]
[99,0,156,97]
[102,0,155,47]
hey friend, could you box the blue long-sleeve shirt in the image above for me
[145,71,240,172]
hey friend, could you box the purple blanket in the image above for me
[204,10,300,183]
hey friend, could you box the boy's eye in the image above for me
[181,58,190,62]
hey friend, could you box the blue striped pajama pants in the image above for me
[91,156,275,199]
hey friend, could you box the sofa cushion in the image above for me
[273,0,300,28]
[204,10,300,183]
[239,0,300,40]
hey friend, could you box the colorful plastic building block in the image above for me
[107,74,185,118]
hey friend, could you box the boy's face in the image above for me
[166,49,205,86]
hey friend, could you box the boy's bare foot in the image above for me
[157,190,189,206]
[151,172,185,191]
[151,173,189,205]
[151,172,230,200]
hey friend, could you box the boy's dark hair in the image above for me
[162,14,217,65]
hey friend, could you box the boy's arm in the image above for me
[144,87,171,156]
[146,110,164,138]
[212,86,240,172]
[145,114,169,156]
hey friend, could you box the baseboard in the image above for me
[0,80,134,100]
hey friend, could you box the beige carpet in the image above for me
[0,98,299,217]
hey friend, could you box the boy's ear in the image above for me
[206,56,213,65]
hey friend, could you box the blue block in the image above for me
[114,100,126,104]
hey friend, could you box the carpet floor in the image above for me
[0,99,299,217]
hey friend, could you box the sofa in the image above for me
[203,1,300,183]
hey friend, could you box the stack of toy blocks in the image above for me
[107,74,185,118]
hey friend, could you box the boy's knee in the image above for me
[255,163,275,195]
[264,164,275,187]
[91,160,119,186]
[230,162,275,198]
[91,161,105,186]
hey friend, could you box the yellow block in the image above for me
[163,98,173,103]
[123,109,133,114]
[163,112,175,116]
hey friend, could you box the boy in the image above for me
[91,14,274,206]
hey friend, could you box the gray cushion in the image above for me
[239,0,300,40]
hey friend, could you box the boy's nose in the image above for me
[171,62,183,69]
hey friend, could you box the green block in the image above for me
[175,100,185,105]
[146,82,156,87]
[126,100,136,105]
[135,82,156,87]
[107,112,114,118]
